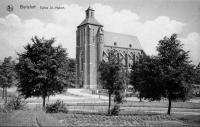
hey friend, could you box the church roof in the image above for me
[78,17,102,27]
[104,31,142,50]
[87,5,93,10]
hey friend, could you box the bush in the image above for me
[4,96,27,111]
[46,100,68,113]
[111,104,120,116]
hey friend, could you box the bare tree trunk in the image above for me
[5,87,7,103]
[42,96,46,110]
[108,93,111,115]
[167,97,172,115]
[2,87,4,99]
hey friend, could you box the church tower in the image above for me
[76,6,104,89]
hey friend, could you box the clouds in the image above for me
[0,13,76,58]
[93,3,185,55]
[0,3,199,64]
[138,16,185,55]
[181,32,200,65]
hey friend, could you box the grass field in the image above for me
[0,110,59,127]
[174,114,200,127]
[0,109,200,127]
[1,87,200,126]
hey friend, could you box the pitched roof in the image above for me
[104,31,142,50]
[78,17,102,27]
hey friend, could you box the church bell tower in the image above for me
[76,6,104,89]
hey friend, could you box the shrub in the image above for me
[0,106,8,113]
[111,104,120,116]
[46,100,68,113]
[4,96,27,111]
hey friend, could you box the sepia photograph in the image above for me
[0,0,200,126]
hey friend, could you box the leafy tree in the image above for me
[16,36,69,109]
[130,34,194,115]
[98,49,126,115]
[194,62,200,84]
[157,34,194,114]
[130,56,164,101]
[0,56,16,103]
[67,58,76,88]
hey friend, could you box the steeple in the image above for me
[78,6,102,27]
[76,6,104,89]
[86,5,94,18]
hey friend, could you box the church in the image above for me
[76,6,144,89]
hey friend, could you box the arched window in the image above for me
[93,29,95,43]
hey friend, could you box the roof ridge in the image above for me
[104,31,143,50]
[104,31,137,38]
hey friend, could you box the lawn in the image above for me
[174,114,200,127]
[51,113,182,127]
[1,87,200,126]
[0,110,37,127]
[1,109,199,127]
[0,109,60,127]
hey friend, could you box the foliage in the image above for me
[193,63,200,96]
[111,104,120,116]
[16,36,69,109]
[46,100,68,113]
[196,63,200,71]
[67,58,76,88]
[99,49,126,115]
[4,96,27,111]
[0,56,16,102]
[0,57,16,88]
[130,34,194,115]
[130,56,163,101]
[157,34,194,101]
[194,62,200,84]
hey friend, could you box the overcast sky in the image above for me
[0,0,200,65]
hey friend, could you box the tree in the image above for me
[16,36,69,109]
[98,49,126,115]
[130,34,194,115]
[0,56,16,103]
[194,62,200,84]
[67,58,76,88]
[130,56,164,101]
[157,34,194,114]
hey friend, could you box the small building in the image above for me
[76,6,144,89]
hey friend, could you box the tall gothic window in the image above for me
[93,29,95,43]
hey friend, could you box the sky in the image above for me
[0,0,200,65]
